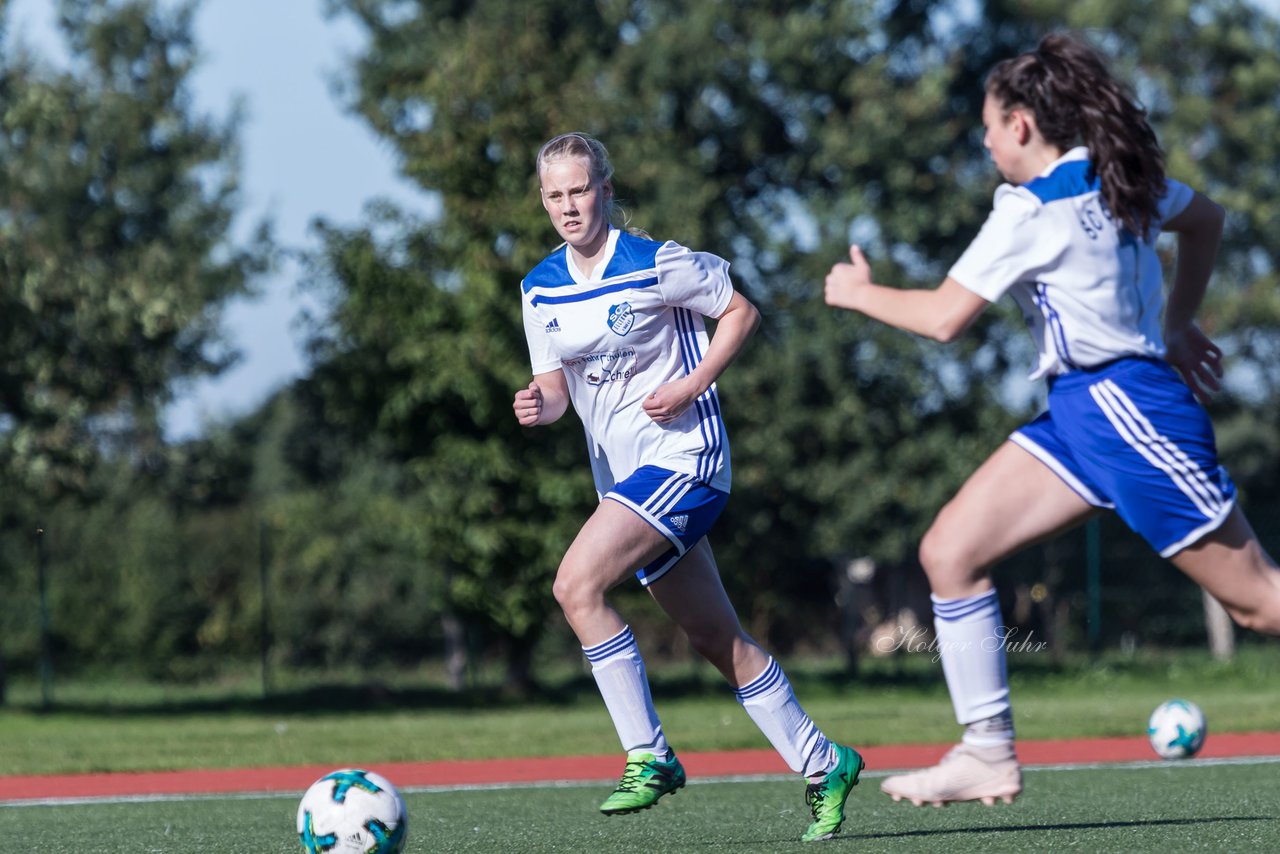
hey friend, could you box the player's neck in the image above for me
[1012,142,1066,184]
[569,229,610,279]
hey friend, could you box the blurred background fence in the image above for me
[4,479,1276,704]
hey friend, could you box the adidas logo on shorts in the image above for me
[668,514,689,533]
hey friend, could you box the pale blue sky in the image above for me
[7,0,426,439]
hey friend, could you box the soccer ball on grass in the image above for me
[297,768,408,853]
[1146,699,1206,760]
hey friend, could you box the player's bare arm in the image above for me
[824,244,990,342]
[513,369,570,426]
[643,290,760,425]
[1161,191,1226,403]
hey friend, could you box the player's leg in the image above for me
[647,540,864,842]
[920,439,1101,599]
[556,498,685,815]
[883,439,1098,807]
[1170,507,1280,634]
[643,539,764,682]
[648,539,839,778]
[1067,358,1280,635]
[555,497,672,644]
[921,440,1097,735]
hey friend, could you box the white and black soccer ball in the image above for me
[296,768,408,853]
[1147,699,1207,760]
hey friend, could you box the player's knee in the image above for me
[551,568,597,617]
[1229,600,1280,636]
[683,622,736,662]
[919,524,963,581]
[919,524,990,596]
[918,528,941,576]
[550,575,573,613]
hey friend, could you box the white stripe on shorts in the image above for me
[643,472,695,516]
[1094,379,1224,511]
[1088,380,1223,519]
[1009,432,1113,508]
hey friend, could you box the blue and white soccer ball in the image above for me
[296,768,408,853]
[1147,699,1207,760]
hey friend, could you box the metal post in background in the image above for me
[259,517,272,699]
[35,527,53,710]
[1085,517,1101,652]
[1202,589,1235,661]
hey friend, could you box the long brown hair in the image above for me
[986,34,1165,237]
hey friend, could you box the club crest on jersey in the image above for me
[607,302,635,336]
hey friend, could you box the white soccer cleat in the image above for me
[880,743,1022,808]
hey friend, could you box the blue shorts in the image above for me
[604,465,729,586]
[1011,357,1236,557]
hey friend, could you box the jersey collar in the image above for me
[565,227,621,284]
[1030,146,1090,181]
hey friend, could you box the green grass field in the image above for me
[3,760,1277,852]
[2,646,1278,775]
[2,647,1278,851]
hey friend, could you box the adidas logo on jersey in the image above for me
[668,514,689,533]
[545,317,561,333]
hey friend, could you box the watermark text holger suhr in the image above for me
[876,625,1048,662]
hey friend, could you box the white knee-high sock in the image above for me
[932,590,1015,748]
[735,657,836,779]
[584,626,669,759]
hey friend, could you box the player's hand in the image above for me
[824,244,873,311]
[513,380,543,426]
[1164,323,1223,405]
[643,376,699,425]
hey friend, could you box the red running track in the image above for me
[4,732,1279,803]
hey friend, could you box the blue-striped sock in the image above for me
[735,657,835,779]
[584,626,669,760]
[932,589,1014,746]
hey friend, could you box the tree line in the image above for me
[1,0,1277,698]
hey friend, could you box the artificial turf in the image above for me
[5,758,1276,853]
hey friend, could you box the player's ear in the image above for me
[1012,109,1034,146]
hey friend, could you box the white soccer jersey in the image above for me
[949,147,1194,380]
[521,228,734,494]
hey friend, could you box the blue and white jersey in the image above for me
[521,228,734,493]
[949,147,1194,380]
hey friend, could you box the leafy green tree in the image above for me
[312,0,1025,667]
[303,211,590,692]
[36,483,263,679]
[17,0,1275,686]
[263,455,448,671]
[0,0,267,700]
[313,0,1280,667]
[0,0,268,497]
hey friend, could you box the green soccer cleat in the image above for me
[598,751,687,815]
[801,743,865,842]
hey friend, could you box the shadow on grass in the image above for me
[0,651,853,715]
[15,645,1238,718]
[11,667,804,717]
[691,815,1276,850]
[845,815,1274,842]
[12,682,572,717]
